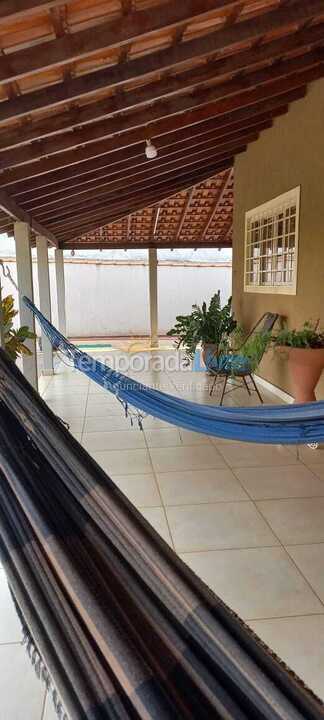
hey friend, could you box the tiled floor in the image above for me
[2,346,324,717]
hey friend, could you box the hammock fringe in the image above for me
[23,296,324,445]
[13,590,70,720]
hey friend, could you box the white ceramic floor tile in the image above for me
[93,449,152,476]
[249,615,324,702]
[86,403,126,417]
[43,386,88,400]
[307,464,324,481]
[140,416,173,430]
[84,415,137,432]
[144,428,182,448]
[234,464,324,499]
[182,547,322,620]
[286,544,324,603]
[46,402,87,419]
[157,468,248,506]
[87,392,120,406]
[215,442,298,468]
[88,382,117,395]
[112,474,161,508]
[295,444,324,465]
[166,502,279,553]
[0,644,46,719]
[140,507,172,545]
[256,497,324,545]
[50,376,88,388]
[82,430,146,452]
[179,429,212,445]
[0,570,24,644]
[149,445,226,473]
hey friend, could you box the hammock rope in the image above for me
[24,296,324,445]
[0,348,323,719]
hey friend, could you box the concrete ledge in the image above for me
[254,374,294,404]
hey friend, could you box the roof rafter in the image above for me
[1,45,322,154]
[0,0,66,22]
[0,64,319,170]
[12,120,271,203]
[200,173,231,241]
[20,133,256,213]
[0,190,57,246]
[1,9,323,124]
[1,92,299,187]
[0,0,238,84]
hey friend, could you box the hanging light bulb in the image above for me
[145,139,158,159]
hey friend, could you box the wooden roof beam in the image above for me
[61,240,232,250]
[0,0,239,84]
[20,132,258,212]
[0,0,324,108]
[0,190,57,246]
[200,170,232,240]
[173,187,196,241]
[0,88,304,185]
[0,61,320,171]
[1,46,323,155]
[0,1,66,22]
[7,111,281,197]
[1,13,323,125]
[12,121,270,204]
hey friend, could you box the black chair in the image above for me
[207,312,279,405]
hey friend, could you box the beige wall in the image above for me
[233,79,324,398]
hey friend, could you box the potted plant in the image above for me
[1,294,36,361]
[167,291,237,367]
[273,321,324,402]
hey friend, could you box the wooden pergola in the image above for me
[0,0,323,249]
[0,0,324,387]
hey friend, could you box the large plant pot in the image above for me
[284,347,324,402]
[202,343,218,370]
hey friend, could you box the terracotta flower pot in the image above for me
[283,347,324,402]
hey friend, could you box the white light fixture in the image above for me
[145,138,158,159]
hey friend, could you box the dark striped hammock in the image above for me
[0,350,323,719]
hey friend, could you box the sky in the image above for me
[0,233,232,263]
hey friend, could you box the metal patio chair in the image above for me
[207,312,279,405]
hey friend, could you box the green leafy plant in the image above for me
[273,321,324,349]
[167,291,237,364]
[1,294,36,361]
[239,330,272,371]
[227,324,272,372]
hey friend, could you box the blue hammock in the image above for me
[25,297,324,445]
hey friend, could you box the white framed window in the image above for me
[244,186,300,294]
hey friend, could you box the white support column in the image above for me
[54,249,67,336]
[148,248,159,348]
[14,221,38,389]
[36,235,54,375]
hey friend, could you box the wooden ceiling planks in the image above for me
[0,0,322,248]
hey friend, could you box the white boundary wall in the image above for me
[1,259,232,337]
